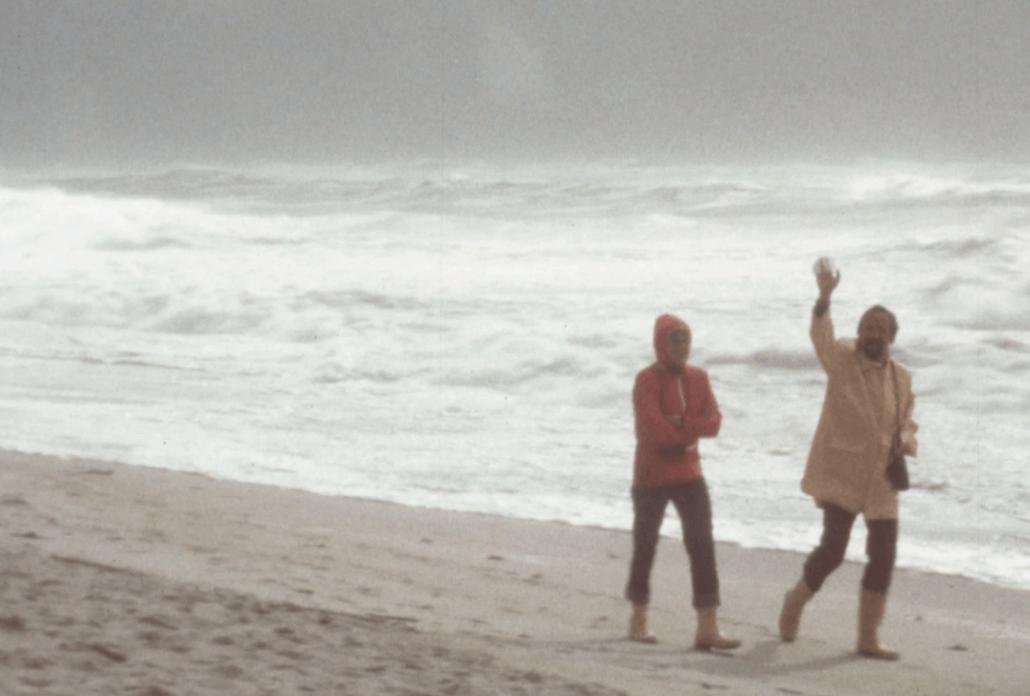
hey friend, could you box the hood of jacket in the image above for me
[653,313,690,372]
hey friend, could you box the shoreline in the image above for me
[1,449,1027,695]
[7,445,1024,595]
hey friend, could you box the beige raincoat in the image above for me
[801,310,918,519]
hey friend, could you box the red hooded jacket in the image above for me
[632,314,722,488]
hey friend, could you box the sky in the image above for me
[1,0,1028,167]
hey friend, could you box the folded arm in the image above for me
[682,372,722,438]
[633,371,697,448]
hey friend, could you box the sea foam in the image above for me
[1,162,1028,589]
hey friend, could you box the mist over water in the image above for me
[1,161,1028,589]
[3,2,1030,165]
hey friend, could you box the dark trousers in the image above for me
[624,478,720,609]
[803,503,898,595]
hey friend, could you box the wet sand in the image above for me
[1,450,1026,695]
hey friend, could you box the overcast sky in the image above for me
[2,1,1028,167]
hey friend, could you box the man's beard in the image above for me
[860,338,886,361]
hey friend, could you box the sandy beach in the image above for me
[0,449,1026,695]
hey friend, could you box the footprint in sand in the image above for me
[0,614,27,631]
[438,678,462,695]
[137,687,175,696]
[0,495,30,507]
[211,663,245,679]
[22,655,52,670]
[82,642,128,663]
[504,669,545,684]
[137,630,165,647]
[20,676,53,688]
[138,614,178,630]
[189,600,232,623]
[135,530,166,546]
[274,626,301,640]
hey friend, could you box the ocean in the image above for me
[1,161,1028,590]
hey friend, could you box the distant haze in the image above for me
[2,0,1028,167]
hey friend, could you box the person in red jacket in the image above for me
[625,313,740,650]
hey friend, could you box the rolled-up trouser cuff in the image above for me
[624,586,649,606]
[692,592,720,609]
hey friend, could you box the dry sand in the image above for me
[0,449,1026,695]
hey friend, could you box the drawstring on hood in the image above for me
[653,313,691,372]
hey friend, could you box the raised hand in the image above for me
[813,257,841,299]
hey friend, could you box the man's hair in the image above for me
[858,304,899,342]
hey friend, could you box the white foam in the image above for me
[1,162,1028,590]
